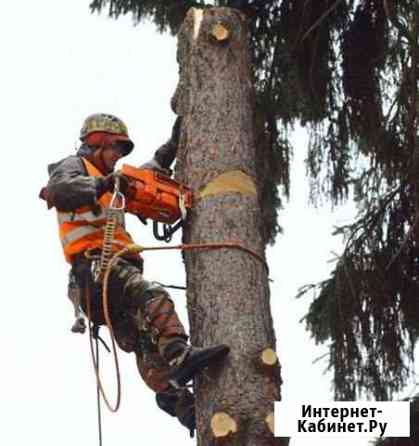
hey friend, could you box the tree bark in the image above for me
[173,7,285,446]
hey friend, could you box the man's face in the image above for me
[101,145,124,172]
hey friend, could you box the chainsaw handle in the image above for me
[153,220,184,243]
[153,221,172,242]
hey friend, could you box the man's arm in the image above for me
[46,155,104,211]
[141,117,182,173]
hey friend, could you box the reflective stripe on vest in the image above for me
[57,207,125,226]
[61,225,103,247]
[57,209,106,225]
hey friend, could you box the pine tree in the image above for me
[90,0,419,402]
[173,9,284,444]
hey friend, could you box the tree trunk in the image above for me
[173,7,285,446]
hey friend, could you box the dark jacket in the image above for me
[46,135,178,212]
[46,153,104,212]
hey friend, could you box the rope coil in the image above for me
[97,210,118,280]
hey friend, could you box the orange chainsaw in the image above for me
[120,164,193,242]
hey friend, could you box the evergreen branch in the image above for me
[383,0,415,45]
[386,211,419,270]
[301,0,344,42]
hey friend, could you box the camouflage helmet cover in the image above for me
[80,113,130,139]
[80,113,134,154]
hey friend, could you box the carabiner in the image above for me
[110,176,126,210]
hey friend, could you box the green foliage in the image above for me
[90,0,419,398]
[300,1,419,400]
[302,181,419,399]
[90,0,204,33]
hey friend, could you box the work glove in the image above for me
[39,186,54,209]
[171,116,181,148]
[153,117,182,170]
[113,172,132,195]
[139,158,172,177]
[96,172,132,198]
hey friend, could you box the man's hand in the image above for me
[96,172,132,198]
[113,172,131,195]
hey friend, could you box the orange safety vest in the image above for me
[57,157,135,263]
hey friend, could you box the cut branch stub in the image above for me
[257,347,279,373]
[193,8,204,40]
[265,412,275,435]
[211,23,230,42]
[211,412,238,440]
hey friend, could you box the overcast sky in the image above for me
[1,1,410,445]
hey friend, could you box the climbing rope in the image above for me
[109,240,269,272]
[85,283,122,413]
[93,326,103,446]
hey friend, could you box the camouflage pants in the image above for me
[71,256,187,393]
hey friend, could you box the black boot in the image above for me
[164,341,230,387]
[156,388,196,438]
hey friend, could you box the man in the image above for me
[42,113,229,436]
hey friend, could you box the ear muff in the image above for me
[84,132,111,148]
[85,132,134,156]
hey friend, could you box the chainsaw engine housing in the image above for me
[121,164,192,224]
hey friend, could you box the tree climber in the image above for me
[41,113,229,436]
